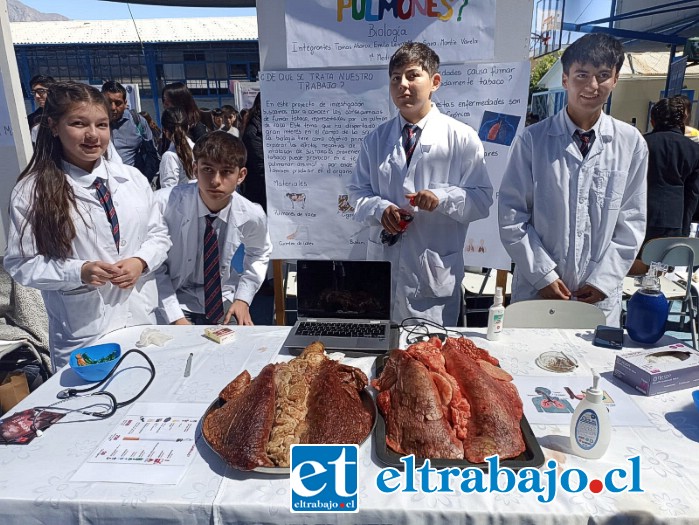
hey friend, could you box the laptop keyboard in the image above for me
[296,322,386,338]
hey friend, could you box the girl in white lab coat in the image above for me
[158,107,195,189]
[3,81,171,371]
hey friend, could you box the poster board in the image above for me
[230,80,260,111]
[257,0,534,270]
[285,0,496,67]
[261,62,529,269]
[0,0,33,256]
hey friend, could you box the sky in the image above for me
[18,0,256,20]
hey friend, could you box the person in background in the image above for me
[499,33,648,326]
[155,131,272,326]
[629,98,699,275]
[101,81,160,184]
[212,108,224,130]
[27,74,54,129]
[3,82,170,370]
[199,108,216,134]
[159,107,195,189]
[162,82,208,143]
[348,42,493,326]
[27,74,55,145]
[221,105,240,137]
[241,93,267,211]
[675,94,699,144]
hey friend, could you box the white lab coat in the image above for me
[348,105,493,326]
[154,184,272,323]
[3,158,171,370]
[159,137,195,189]
[499,110,648,326]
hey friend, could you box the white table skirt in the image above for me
[1,325,698,524]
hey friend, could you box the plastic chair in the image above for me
[640,237,699,348]
[504,300,606,329]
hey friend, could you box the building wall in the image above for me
[16,40,260,123]
[533,74,699,133]
[610,76,699,133]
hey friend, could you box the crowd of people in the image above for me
[4,34,699,372]
[7,78,268,371]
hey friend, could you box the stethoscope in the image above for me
[29,348,156,437]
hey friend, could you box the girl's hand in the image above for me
[110,258,147,289]
[81,261,120,286]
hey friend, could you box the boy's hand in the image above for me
[224,299,253,326]
[406,190,439,211]
[382,205,412,234]
[110,258,147,289]
[172,317,192,326]
[81,261,120,286]
[573,284,606,304]
[538,279,572,300]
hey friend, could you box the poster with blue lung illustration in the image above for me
[285,0,496,68]
[261,61,529,268]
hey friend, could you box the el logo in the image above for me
[290,444,359,513]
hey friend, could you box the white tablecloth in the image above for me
[1,325,698,524]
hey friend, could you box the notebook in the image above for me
[283,260,393,352]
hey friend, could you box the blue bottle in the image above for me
[626,263,669,344]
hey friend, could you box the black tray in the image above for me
[200,388,377,474]
[373,354,545,471]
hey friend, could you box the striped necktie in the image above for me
[574,129,595,158]
[402,123,419,167]
[93,177,120,252]
[203,214,224,324]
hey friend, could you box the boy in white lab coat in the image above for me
[156,132,272,326]
[499,33,648,326]
[348,42,493,326]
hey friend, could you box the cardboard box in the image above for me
[203,327,236,344]
[613,343,699,396]
[0,372,30,415]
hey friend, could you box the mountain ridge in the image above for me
[8,0,69,22]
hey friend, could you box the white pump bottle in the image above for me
[486,287,505,341]
[569,369,611,459]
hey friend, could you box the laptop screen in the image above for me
[296,260,391,320]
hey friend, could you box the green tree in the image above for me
[528,52,561,103]
[529,52,561,91]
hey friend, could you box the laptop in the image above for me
[283,260,393,352]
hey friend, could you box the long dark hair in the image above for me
[243,92,261,133]
[18,81,110,259]
[162,82,201,131]
[161,107,194,180]
[651,98,686,133]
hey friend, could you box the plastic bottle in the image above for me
[626,262,669,344]
[486,287,505,341]
[570,369,611,459]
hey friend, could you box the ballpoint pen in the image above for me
[184,353,193,377]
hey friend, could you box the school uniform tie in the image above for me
[93,177,120,252]
[402,123,420,167]
[203,214,224,324]
[574,129,595,158]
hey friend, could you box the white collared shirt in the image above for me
[175,194,233,315]
[4,158,171,368]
